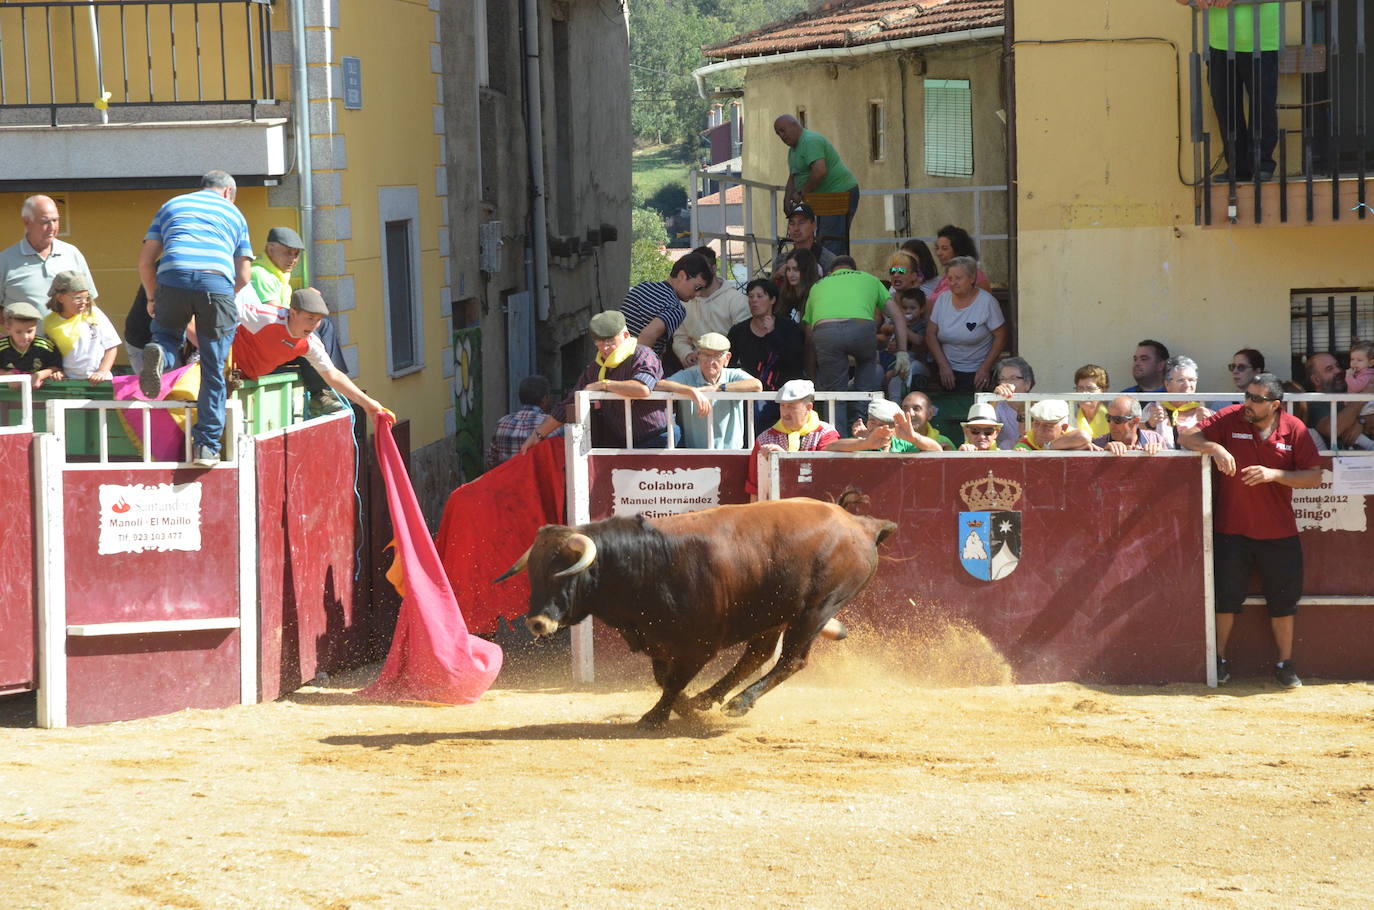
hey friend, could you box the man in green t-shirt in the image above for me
[773,115,860,257]
[1178,0,1280,181]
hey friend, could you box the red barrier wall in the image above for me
[776,454,1210,685]
[0,431,34,693]
[62,466,242,725]
[256,416,367,701]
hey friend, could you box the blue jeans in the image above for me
[151,272,238,454]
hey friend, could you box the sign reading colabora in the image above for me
[610,468,722,518]
[98,483,203,555]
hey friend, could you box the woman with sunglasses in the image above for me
[1228,348,1266,392]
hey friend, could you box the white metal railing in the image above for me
[688,168,1009,282]
[0,374,33,435]
[974,391,1374,455]
[569,389,881,453]
[45,398,246,465]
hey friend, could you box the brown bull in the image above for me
[496,498,897,728]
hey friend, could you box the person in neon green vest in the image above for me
[1179,0,1281,181]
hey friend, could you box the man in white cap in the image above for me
[1013,399,1093,451]
[851,397,944,452]
[657,332,762,449]
[747,380,892,498]
[958,402,1004,451]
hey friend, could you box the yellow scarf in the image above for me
[1163,401,1202,425]
[596,336,637,380]
[772,410,822,451]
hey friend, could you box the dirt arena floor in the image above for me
[2,621,1373,910]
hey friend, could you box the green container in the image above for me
[234,372,305,435]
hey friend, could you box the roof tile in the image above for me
[705,0,1004,60]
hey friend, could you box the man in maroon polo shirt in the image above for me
[1180,373,1322,688]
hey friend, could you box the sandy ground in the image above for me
[2,622,1373,910]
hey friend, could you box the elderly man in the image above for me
[769,203,838,276]
[957,402,1003,451]
[1122,339,1169,393]
[657,332,762,449]
[1304,352,1369,450]
[232,288,390,421]
[901,391,955,450]
[621,253,712,364]
[250,226,350,417]
[1144,354,1214,448]
[520,310,674,453]
[1013,399,1093,450]
[0,195,98,309]
[1180,372,1322,688]
[746,379,885,498]
[671,247,749,369]
[773,115,859,256]
[138,170,253,467]
[1093,396,1165,455]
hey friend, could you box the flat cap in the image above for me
[48,270,94,297]
[1028,399,1071,424]
[4,301,43,321]
[776,379,815,403]
[290,288,329,315]
[267,226,305,249]
[867,398,901,424]
[695,332,730,353]
[588,310,626,338]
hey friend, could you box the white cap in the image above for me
[867,398,901,424]
[777,379,815,403]
[961,402,1002,427]
[1028,399,1071,424]
[695,332,730,352]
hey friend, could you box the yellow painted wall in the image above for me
[330,0,449,449]
[0,186,296,345]
[741,43,1008,281]
[1013,0,1374,391]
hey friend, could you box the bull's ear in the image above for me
[493,545,532,584]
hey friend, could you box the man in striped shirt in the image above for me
[620,253,711,363]
[137,170,253,467]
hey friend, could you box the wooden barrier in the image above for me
[0,428,35,694]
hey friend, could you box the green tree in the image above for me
[630,207,672,286]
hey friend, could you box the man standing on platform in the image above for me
[138,170,253,466]
[1180,372,1322,688]
[773,115,859,257]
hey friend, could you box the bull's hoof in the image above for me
[671,695,697,719]
[820,618,848,641]
[687,692,720,712]
[637,711,669,730]
[721,696,753,717]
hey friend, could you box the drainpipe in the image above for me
[522,0,551,321]
[290,0,314,284]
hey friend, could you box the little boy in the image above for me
[0,301,64,388]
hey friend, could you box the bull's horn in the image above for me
[553,532,597,578]
[493,546,532,583]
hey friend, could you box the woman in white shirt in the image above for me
[926,256,1006,393]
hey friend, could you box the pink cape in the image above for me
[360,418,503,703]
[111,365,199,461]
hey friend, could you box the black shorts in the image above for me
[1213,533,1303,618]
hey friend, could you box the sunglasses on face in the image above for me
[1245,392,1280,403]
[965,427,997,437]
[889,267,907,275]
[1227,363,1252,372]
[1107,414,1135,424]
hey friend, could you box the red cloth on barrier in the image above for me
[361,418,503,704]
[435,436,567,635]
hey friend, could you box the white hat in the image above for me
[777,379,815,403]
[1028,399,1071,424]
[867,398,901,424]
[961,402,1002,427]
[695,332,730,352]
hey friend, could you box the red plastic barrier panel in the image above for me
[586,452,751,521]
[776,453,1211,685]
[61,466,242,725]
[256,416,366,702]
[0,430,34,693]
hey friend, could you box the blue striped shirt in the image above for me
[145,189,252,286]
